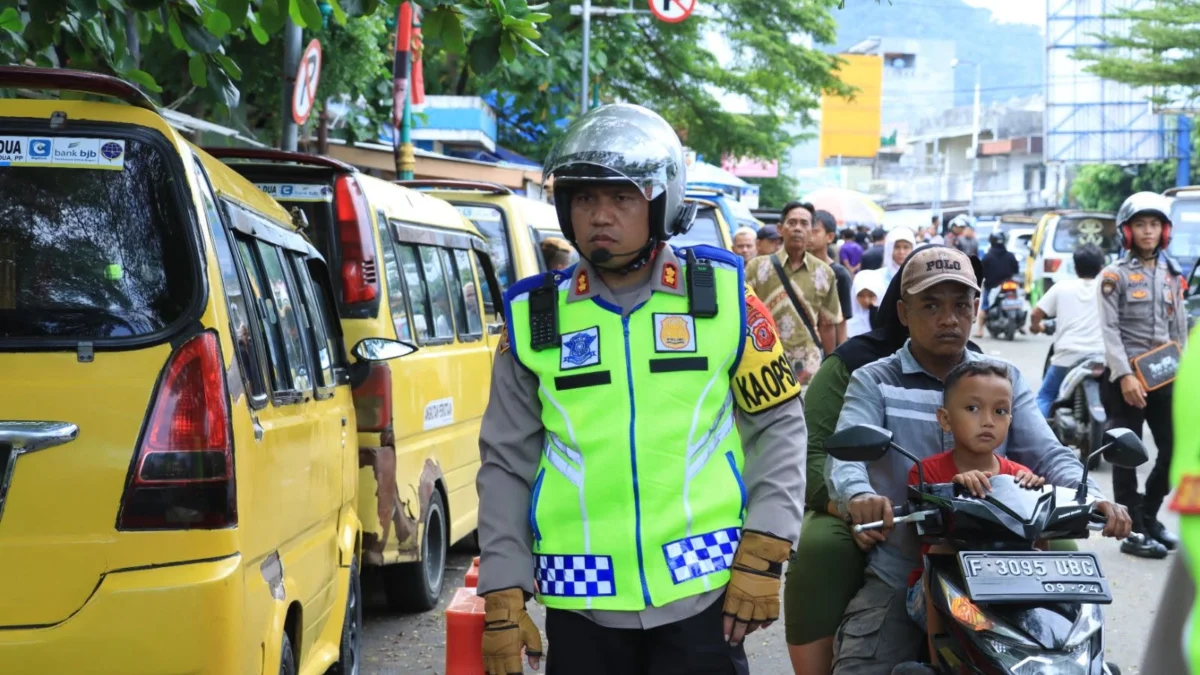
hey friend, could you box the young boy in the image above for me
[904,361,1045,650]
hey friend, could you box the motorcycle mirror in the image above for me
[1100,427,1149,469]
[824,424,893,463]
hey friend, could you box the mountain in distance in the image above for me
[826,0,1044,108]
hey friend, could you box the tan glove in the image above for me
[722,530,791,646]
[481,587,543,675]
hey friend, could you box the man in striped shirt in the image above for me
[823,246,1132,675]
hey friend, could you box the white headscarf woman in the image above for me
[846,268,889,338]
[880,226,916,286]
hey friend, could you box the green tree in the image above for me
[417,0,851,164]
[1070,162,1181,212]
[1074,0,1200,107]
[0,0,548,113]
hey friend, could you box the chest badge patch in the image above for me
[654,314,696,352]
[1131,289,1148,300]
[1130,272,1146,283]
[560,327,600,370]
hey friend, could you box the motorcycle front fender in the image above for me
[1083,379,1106,424]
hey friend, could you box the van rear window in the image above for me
[1052,217,1119,253]
[0,138,192,340]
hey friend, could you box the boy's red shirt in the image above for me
[905,450,1031,586]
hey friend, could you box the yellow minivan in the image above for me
[0,66,408,674]
[210,150,502,611]
[395,180,551,291]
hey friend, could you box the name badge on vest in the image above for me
[561,327,600,370]
[654,314,697,353]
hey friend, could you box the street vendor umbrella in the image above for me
[801,187,885,227]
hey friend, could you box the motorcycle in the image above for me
[985,278,1027,341]
[825,423,1148,675]
[1041,320,1109,470]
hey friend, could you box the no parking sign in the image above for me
[292,39,322,125]
[648,0,696,23]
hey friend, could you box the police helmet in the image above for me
[1117,191,1173,250]
[543,104,696,245]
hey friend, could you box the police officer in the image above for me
[1098,191,1189,559]
[474,103,807,675]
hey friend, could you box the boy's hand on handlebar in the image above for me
[1015,470,1045,490]
[952,470,994,497]
[847,494,893,544]
[1095,500,1132,539]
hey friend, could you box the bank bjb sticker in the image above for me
[423,397,454,430]
[654,314,696,353]
[0,136,125,170]
[257,183,333,202]
[560,326,600,370]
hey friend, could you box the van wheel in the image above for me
[383,488,447,612]
[330,556,362,675]
[279,632,297,675]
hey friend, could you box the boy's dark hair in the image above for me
[814,210,838,234]
[1073,244,1106,279]
[943,361,1011,404]
[780,201,815,222]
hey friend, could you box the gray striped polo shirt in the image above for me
[825,340,1102,589]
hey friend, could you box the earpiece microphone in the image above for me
[590,245,648,265]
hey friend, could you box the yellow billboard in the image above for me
[819,54,883,165]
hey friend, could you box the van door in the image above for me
[225,212,336,658]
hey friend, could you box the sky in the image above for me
[962,0,1044,28]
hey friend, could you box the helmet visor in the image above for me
[543,114,681,202]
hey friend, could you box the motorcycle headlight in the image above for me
[937,577,1038,648]
[980,639,1090,674]
[1064,603,1103,649]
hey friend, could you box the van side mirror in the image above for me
[1099,427,1149,469]
[352,337,417,362]
[824,424,894,463]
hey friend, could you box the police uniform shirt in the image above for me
[476,245,807,629]
[1098,254,1189,381]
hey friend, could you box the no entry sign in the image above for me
[648,0,696,22]
[292,39,322,125]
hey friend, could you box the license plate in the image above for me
[958,551,1112,604]
[1001,298,1023,310]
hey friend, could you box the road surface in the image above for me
[361,332,1168,674]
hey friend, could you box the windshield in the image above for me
[0,136,193,340]
[1052,216,1119,253]
[672,207,725,249]
[454,204,515,290]
[1169,198,1200,269]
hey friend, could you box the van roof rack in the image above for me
[203,147,357,173]
[0,65,158,113]
[1164,186,1200,197]
[393,179,513,195]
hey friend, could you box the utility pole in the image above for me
[970,63,981,219]
[932,138,942,226]
[570,3,654,115]
[280,18,303,151]
[392,2,416,179]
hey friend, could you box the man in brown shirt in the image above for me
[745,201,842,384]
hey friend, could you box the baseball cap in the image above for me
[871,227,887,240]
[900,246,980,296]
[757,225,782,241]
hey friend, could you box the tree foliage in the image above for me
[0,0,547,113]
[1075,0,1200,105]
[418,0,851,164]
[746,174,799,210]
[1070,162,1180,212]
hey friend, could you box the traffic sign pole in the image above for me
[280,18,302,151]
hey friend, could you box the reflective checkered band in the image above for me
[535,554,616,597]
[663,527,741,584]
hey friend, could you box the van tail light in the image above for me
[353,363,392,432]
[334,174,379,305]
[1044,258,1063,273]
[118,331,236,530]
